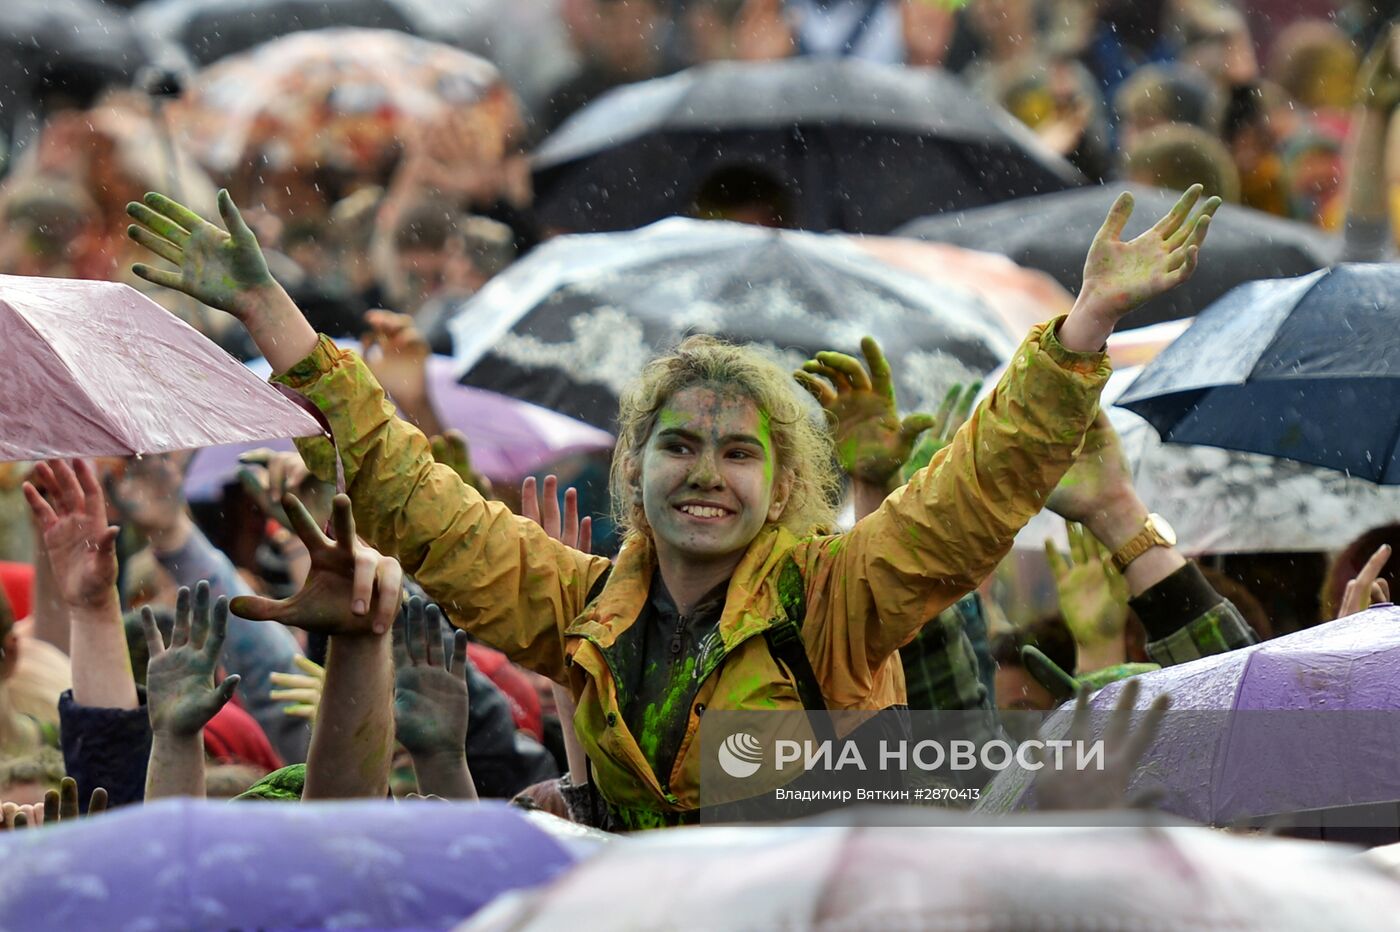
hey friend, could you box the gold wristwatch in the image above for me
[1110,513,1177,572]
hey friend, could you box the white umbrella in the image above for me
[463,813,1400,931]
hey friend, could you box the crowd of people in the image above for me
[3,0,1400,926]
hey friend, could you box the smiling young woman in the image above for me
[127,185,1219,829]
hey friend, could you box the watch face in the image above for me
[1150,513,1177,547]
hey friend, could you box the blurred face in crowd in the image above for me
[576,0,664,75]
[1288,143,1343,229]
[639,386,789,566]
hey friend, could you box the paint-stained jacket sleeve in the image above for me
[273,336,611,681]
[799,319,1110,688]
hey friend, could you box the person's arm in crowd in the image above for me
[1044,413,1257,665]
[794,187,1220,668]
[393,597,476,800]
[1342,24,1400,262]
[112,454,310,764]
[23,460,137,710]
[143,583,241,801]
[26,522,69,654]
[127,191,609,682]
[229,494,401,800]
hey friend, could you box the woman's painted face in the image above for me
[640,385,787,565]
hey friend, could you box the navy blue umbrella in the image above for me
[1117,264,1400,483]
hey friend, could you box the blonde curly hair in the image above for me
[609,335,840,541]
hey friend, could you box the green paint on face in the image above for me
[758,408,776,492]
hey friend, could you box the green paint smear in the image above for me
[636,654,698,766]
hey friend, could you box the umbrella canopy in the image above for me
[854,236,1071,335]
[0,798,593,930]
[448,218,1020,429]
[1015,365,1400,554]
[980,607,1400,827]
[465,813,1400,931]
[1117,264,1400,483]
[184,343,615,500]
[0,0,157,149]
[531,58,1084,235]
[898,184,1338,329]
[0,275,321,461]
[170,28,507,179]
[138,0,436,66]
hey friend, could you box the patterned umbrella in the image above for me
[0,799,596,930]
[448,218,1021,429]
[171,28,508,180]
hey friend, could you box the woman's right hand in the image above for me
[126,190,319,373]
[127,190,277,320]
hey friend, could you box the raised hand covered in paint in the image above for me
[1,778,107,830]
[127,191,276,320]
[794,337,938,485]
[1045,522,1130,671]
[1031,678,1170,811]
[1059,185,1219,352]
[391,596,471,757]
[143,582,241,737]
[22,460,119,611]
[899,381,982,482]
[229,494,404,637]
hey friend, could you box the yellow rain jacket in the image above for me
[277,318,1109,826]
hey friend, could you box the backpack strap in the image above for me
[763,557,827,714]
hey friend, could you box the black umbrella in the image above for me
[898,184,1339,330]
[448,218,1019,429]
[1117,264,1400,483]
[530,58,1084,236]
[135,0,435,65]
[0,0,157,148]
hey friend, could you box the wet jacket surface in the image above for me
[277,319,1109,826]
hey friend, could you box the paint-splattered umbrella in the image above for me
[183,343,616,500]
[899,185,1337,329]
[447,218,1021,430]
[531,57,1084,235]
[170,28,510,181]
[0,799,599,930]
[465,810,1400,931]
[980,606,1400,834]
[0,275,320,461]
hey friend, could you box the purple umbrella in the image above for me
[184,343,614,500]
[0,799,595,931]
[0,276,321,461]
[980,606,1400,827]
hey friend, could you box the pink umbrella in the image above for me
[184,343,615,500]
[0,275,321,461]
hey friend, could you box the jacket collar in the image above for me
[568,524,800,651]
